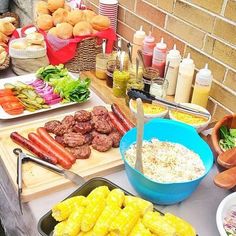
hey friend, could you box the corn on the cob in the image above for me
[81,195,106,232]
[93,204,121,236]
[53,221,67,236]
[52,196,87,221]
[143,212,176,236]
[124,196,153,216]
[129,219,152,236]
[164,213,196,236]
[77,230,94,236]
[62,206,85,236]
[87,186,110,201]
[109,205,140,236]
[106,188,125,207]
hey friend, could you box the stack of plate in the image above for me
[99,0,118,32]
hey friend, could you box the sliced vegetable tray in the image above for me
[0,74,90,119]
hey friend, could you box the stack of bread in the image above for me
[35,0,111,39]
[0,17,16,65]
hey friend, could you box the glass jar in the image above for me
[150,78,169,98]
[106,60,120,88]
[128,62,143,81]
[113,70,130,98]
[111,51,129,71]
[142,67,159,93]
[95,53,110,80]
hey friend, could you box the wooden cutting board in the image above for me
[0,108,124,202]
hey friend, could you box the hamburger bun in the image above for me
[91,15,110,31]
[37,14,53,31]
[52,8,68,25]
[48,27,58,37]
[56,22,73,39]
[83,10,97,23]
[66,9,83,26]
[48,0,65,12]
[0,21,15,36]
[73,21,93,37]
[35,1,50,15]
[26,32,44,45]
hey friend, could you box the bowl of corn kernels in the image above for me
[169,103,211,133]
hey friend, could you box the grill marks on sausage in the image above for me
[43,107,121,159]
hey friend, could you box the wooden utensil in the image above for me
[135,98,144,173]
[217,147,236,169]
[214,166,236,189]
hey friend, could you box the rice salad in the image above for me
[125,138,205,183]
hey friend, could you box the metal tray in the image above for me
[37,177,197,236]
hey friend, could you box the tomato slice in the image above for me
[5,108,24,115]
[2,102,24,111]
[0,96,19,105]
[0,89,13,97]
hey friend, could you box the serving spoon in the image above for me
[135,98,144,173]
[214,166,236,189]
[217,146,236,169]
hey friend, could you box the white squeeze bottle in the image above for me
[191,64,213,108]
[165,44,181,95]
[174,53,195,103]
[132,26,146,62]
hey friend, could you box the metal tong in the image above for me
[14,148,85,214]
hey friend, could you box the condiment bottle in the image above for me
[165,44,181,95]
[132,26,146,62]
[142,32,155,67]
[191,64,213,108]
[152,38,167,78]
[175,53,195,103]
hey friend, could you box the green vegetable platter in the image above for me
[219,125,236,151]
[0,65,91,119]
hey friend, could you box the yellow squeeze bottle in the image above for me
[191,64,213,108]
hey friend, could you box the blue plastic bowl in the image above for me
[120,118,213,205]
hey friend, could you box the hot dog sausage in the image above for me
[108,112,127,135]
[37,127,76,164]
[10,132,57,164]
[28,132,72,169]
[111,103,135,130]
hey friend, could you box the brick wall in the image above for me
[86,0,236,120]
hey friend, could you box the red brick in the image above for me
[117,21,135,43]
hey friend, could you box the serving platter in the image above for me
[0,73,90,119]
[0,107,124,202]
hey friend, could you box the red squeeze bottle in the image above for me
[152,38,167,78]
[142,32,155,67]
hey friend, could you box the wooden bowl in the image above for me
[211,114,236,156]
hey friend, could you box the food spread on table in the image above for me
[51,186,196,236]
[223,205,236,236]
[125,138,205,183]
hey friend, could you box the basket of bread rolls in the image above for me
[35,0,115,72]
[0,14,17,70]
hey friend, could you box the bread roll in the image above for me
[27,45,44,50]
[64,4,71,12]
[83,10,97,23]
[48,27,57,37]
[11,41,27,50]
[0,17,16,24]
[36,1,50,15]
[0,50,7,65]
[91,15,110,31]
[0,32,9,43]
[56,22,73,39]
[48,0,64,12]
[66,9,83,26]
[52,8,68,25]
[0,21,15,36]
[0,45,5,53]
[37,14,53,31]
[73,21,93,37]
[26,32,44,45]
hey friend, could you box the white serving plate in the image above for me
[0,73,90,120]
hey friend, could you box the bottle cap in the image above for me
[167,44,181,58]
[196,64,213,85]
[135,26,146,37]
[144,31,155,43]
[182,53,194,65]
[156,38,167,50]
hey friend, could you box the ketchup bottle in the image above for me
[152,38,167,78]
[142,32,155,67]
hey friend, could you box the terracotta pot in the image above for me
[211,114,236,156]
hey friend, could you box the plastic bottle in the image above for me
[132,26,146,62]
[152,38,167,78]
[191,64,213,108]
[165,44,181,95]
[142,31,155,67]
[174,53,195,103]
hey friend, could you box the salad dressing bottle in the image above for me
[132,26,146,62]
[175,53,195,103]
[191,64,213,108]
[165,44,181,95]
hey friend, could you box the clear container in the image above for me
[142,67,159,93]
[106,60,120,88]
[113,70,130,98]
[150,78,169,98]
[128,62,143,81]
[95,53,110,80]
